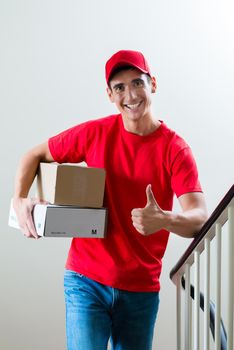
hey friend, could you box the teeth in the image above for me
[125,102,141,110]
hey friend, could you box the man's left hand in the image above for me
[131,184,167,235]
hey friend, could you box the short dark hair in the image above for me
[108,65,151,87]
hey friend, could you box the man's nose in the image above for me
[124,86,137,101]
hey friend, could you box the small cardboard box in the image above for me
[8,202,107,238]
[36,163,105,208]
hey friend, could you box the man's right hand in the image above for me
[12,197,42,239]
[12,141,54,239]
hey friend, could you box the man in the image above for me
[13,50,208,350]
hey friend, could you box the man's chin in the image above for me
[122,111,143,121]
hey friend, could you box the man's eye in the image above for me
[134,80,144,87]
[114,85,124,92]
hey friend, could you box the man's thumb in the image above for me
[145,184,157,207]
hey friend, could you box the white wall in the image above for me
[1,0,233,349]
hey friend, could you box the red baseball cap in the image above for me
[105,50,152,83]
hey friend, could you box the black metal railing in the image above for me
[181,276,227,350]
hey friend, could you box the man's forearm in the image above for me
[163,208,208,238]
[13,142,53,199]
[13,151,41,198]
[131,189,208,238]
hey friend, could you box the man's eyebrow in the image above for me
[132,78,144,83]
[112,83,124,90]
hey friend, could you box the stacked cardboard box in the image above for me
[9,163,107,238]
[36,162,105,208]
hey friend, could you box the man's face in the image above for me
[107,68,156,123]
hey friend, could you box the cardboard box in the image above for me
[8,201,107,238]
[36,163,105,208]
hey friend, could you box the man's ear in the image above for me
[151,77,157,93]
[106,87,115,103]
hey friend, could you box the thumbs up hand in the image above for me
[131,184,166,235]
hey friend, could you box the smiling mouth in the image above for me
[124,101,142,110]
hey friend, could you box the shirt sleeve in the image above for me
[48,123,88,163]
[170,146,202,197]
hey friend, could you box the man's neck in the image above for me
[122,116,161,136]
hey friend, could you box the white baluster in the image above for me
[185,264,191,350]
[176,274,182,350]
[194,250,200,350]
[215,223,221,350]
[227,204,234,350]
[204,237,210,350]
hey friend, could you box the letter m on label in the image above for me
[91,229,97,235]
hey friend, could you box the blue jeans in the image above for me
[64,269,160,350]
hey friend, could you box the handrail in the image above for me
[170,184,234,283]
[170,185,234,349]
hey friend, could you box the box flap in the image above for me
[33,204,48,236]
[8,200,20,229]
